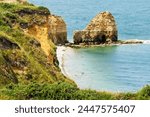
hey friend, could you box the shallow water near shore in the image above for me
[29,0,150,92]
[57,45,150,92]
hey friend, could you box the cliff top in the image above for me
[0,0,27,3]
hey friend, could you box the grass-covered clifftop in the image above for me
[0,3,74,87]
[0,2,150,100]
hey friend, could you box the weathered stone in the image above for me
[17,8,50,16]
[48,15,68,45]
[0,37,20,50]
[73,11,118,44]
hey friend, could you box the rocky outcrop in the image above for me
[73,11,118,44]
[19,8,67,46]
[48,15,68,45]
[0,37,20,50]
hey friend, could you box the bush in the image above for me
[74,90,113,100]
[137,85,150,100]
[0,83,150,100]
[2,82,79,100]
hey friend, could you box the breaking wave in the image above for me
[142,40,150,44]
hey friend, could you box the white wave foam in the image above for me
[143,40,150,44]
[122,39,150,44]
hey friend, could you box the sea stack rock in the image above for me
[73,11,118,44]
[48,15,68,45]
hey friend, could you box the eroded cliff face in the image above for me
[73,11,118,44]
[18,8,67,63]
[48,15,68,45]
[0,3,73,88]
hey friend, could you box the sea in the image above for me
[29,0,150,92]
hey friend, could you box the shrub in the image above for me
[137,85,150,100]
[2,82,78,100]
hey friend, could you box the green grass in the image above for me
[0,82,149,100]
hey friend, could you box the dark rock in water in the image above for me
[73,11,118,44]
[120,40,143,44]
[65,42,74,46]
[0,37,20,50]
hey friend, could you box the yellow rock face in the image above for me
[48,15,67,45]
[24,14,67,63]
[73,11,118,44]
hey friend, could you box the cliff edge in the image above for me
[0,2,72,88]
[0,0,27,4]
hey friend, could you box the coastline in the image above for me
[65,39,146,48]
[56,46,70,78]
[56,39,150,92]
[0,0,150,100]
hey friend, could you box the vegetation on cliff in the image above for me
[0,2,150,100]
[0,82,150,100]
[0,2,73,88]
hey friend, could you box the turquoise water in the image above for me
[29,0,150,92]
[63,45,150,92]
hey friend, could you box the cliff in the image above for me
[0,2,72,88]
[73,11,118,44]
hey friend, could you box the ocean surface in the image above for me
[29,0,150,92]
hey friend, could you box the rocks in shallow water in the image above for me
[73,11,118,44]
[120,40,143,44]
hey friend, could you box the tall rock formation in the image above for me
[48,15,68,45]
[73,11,118,44]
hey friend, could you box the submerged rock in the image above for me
[73,11,118,44]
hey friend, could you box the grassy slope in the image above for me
[0,3,74,87]
[0,3,150,100]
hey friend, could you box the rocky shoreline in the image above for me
[63,39,143,49]
[57,11,144,48]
